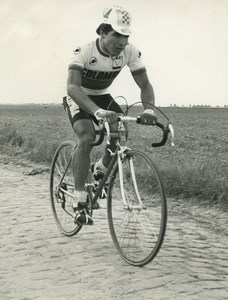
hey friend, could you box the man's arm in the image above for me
[132,71,157,125]
[67,69,100,115]
[132,71,155,109]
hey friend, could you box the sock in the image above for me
[73,190,87,208]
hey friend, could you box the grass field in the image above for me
[0,103,227,209]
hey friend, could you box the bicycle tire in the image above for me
[50,140,82,236]
[107,149,167,266]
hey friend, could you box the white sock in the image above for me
[73,190,87,208]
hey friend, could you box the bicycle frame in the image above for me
[62,124,170,211]
[57,116,174,210]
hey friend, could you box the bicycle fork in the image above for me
[117,150,146,211]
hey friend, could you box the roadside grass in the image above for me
[160,159,228,207]
[0,104,227,209]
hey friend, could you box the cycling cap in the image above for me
[103,5,132,36]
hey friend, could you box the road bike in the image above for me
[50,104,174,266]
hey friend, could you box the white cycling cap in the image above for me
[103,5,132,36]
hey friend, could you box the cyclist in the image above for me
[63,5,157,225]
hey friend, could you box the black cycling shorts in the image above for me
[63,94,123,126]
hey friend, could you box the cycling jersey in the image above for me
[68,38,146,96]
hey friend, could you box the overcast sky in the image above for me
[1,0,227,106]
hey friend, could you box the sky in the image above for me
[0,0,228,107]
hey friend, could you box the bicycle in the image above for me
[50,105,175,266]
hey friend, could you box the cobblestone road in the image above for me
[0,163,228,300]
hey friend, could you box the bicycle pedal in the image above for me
[74,210,94,226]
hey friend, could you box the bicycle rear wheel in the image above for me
[107,149,167,266]
[50,140,81,236]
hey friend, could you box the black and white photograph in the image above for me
[0,0,227,299]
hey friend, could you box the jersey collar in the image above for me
[96,38,111,58]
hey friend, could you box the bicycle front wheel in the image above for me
[50,140,81,236]
[107,150,167,266]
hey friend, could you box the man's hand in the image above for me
[94,108,118,124]
[140,109,157,125]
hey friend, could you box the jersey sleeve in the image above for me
[127,44,146,75]
[68,45,88,72]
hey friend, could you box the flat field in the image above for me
[0,104,227,207]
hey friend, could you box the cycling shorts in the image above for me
[63,94,123,126]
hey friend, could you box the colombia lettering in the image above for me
[82,68,120,80]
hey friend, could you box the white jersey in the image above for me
[68,38,146,95]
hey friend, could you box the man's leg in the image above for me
[96,122,119,170]
[72,119,95,204]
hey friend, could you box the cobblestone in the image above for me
[0,163,227,300]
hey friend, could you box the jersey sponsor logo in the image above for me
[112,56,123,69]
[89,57,98,66]
[73,47,81,54]
[82,68,120,80]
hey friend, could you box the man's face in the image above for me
[101,30,129,56]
